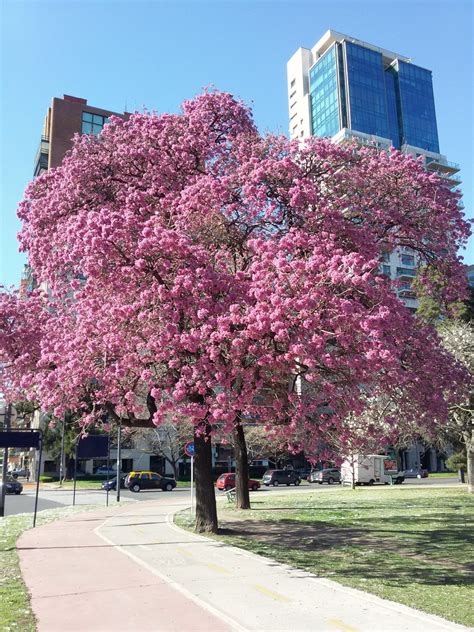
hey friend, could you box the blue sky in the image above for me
[1,0,472,287]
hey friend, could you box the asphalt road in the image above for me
[2,486,191,516]
[2,476,461,516]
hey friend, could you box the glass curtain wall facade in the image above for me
[309,46,340,138]
[344,42,390,140]
[309,40,439,154]
[396,61,439,152]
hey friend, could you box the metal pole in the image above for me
[72,442,78,506]
[59,414,66,486]
[33,433,43,528]
[106,432,110,507]
[190,455,194,518]
[116,420,121,503]
[0,403,12,518]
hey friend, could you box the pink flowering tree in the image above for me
[1,91,471,530]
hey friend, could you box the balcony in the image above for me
[397,267,417,278]
[33,136,49,177]
[425,157,460,174]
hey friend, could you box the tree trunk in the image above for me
[462,430,473,493]
[194,424,218,533]
[234,422,250,510]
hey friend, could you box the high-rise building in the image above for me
[22,95,127,296]
[287,30,460,187]
[287,32,459,470]
[33,94,126,177]
[287,30,461,312]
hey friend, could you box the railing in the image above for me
[33,136,49,171]
[397,267,417,277]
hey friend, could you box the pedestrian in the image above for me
[26,468,30,482]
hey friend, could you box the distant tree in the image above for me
[437,320,474,491]
[129,420,194,479]
[41,416,78,479]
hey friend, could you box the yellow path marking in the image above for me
[327,618,360,632]
[206,562,231,575]
[176,546,194,558]
[253,584,291,603]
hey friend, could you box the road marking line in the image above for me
[139,544,152,551]
[327,619,360,632]
[206,562,231,575]
[176,546,193,558]
[95,525,248,632]
[253,583,291,603]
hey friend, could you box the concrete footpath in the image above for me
[18,496,470,632]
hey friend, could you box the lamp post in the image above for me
[0,404,12,518]
[116,419,122,503]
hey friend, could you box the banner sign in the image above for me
[0,431,41,449]
[77,435,109,458]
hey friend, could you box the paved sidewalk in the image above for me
[18,497,470,632]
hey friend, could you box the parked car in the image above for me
[215,473,261,492]
[125,471,176,493]
[9,468,28,478]
[295,467,312,481]
[308,468,341,485]
[95,466,119,476]
[403,468,429,479]
[1,475,23,494]
[262,469,301,487]
[101,474,127,491]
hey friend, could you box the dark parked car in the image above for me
[262,469,301,487]
[125,471,177,492]
[295,468,312,481]
[101,474,127,491]
[403,468,429,479]
[308,468,341,485]
[2,475,23,494]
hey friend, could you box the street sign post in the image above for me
[73,435,110,506]
[185,442,195,517]
[0,428,42,525]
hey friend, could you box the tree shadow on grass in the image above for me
[219,513,474,587]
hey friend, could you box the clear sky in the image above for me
[1,0,473,287]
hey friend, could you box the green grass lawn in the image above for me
[0,505,98,631]
[178,486,473,627]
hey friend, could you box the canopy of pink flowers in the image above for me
[1,91,470,454]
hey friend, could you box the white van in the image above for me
[341,454,405,486]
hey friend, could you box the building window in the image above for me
[82,111,109,136]
[381,252,390,263]
[397,267,416,277]
[401,254,415,266]
[382,265,391,277]
[290,79,296,88]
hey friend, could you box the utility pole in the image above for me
[116,419,122,503]
[0,403,12,518]
[59,414,67,486]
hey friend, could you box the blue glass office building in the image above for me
[308,38,439,153]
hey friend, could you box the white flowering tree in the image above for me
[438,320,474,491]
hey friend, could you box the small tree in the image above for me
[437,320,474,491]
[130,420,193,479]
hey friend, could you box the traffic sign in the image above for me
[184,441,195,457]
